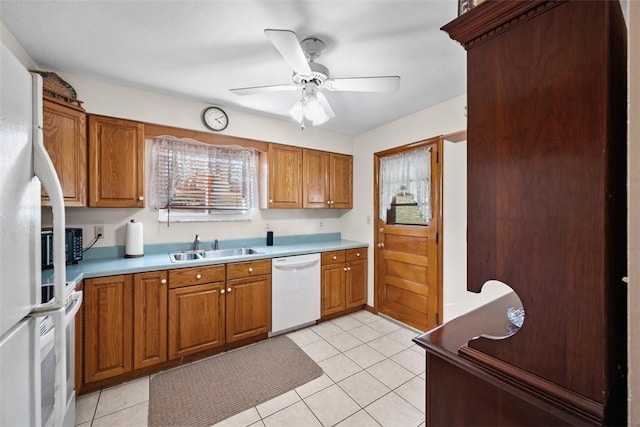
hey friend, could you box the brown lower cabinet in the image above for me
[81,259,273,388]
[321,248,367,317]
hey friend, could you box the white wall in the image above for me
[39,73,354,248]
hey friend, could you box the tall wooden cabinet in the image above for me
[88,115,145,207]
[41,98,87,206]
[415,1,627,425]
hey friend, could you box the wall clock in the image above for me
[202,106,228,131]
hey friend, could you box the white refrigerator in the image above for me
[0,44,81,426]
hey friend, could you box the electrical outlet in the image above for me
[94,225,104,239]
[320,221,323,229]
[265,223,270,230]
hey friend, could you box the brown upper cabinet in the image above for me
[42,98,87,207]
[303,149,352,209]
[267,144,303,208]
[88,115,145,207]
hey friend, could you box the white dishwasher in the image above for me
[270,253,321,336]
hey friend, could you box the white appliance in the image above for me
[0,44,82,427]
[271,253,321,336]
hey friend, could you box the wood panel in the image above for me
[225,275,271,343]
[303,149,330,208]
[267,144,302,208]
[329,153,353,209]
[168,282,225,359]
[84,275,133,383]
[226,259,271,280]
[133,271,167,370]
[88,115,144,207]
[168,265,225,289]
[41,98,87,206]
[321,264,346,316]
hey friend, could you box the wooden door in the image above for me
[225,275,271,343]
[303,149,330,208]
[133,271,167,369]
[329,153,353,209]
[168,283,225,359]
[375,137,442,331]
[268,144,302,208]
[84,275,133,383]
[88,115,144,207]
[42,99,87,207]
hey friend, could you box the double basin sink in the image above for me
[170,247,262,263]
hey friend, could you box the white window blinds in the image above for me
[150,136,257,220]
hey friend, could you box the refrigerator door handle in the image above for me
[31,73,66,311]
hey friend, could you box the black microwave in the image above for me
[41,228,83,269]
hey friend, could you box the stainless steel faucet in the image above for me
[193,234,200,251]
[214,239,219,250]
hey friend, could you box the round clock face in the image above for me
[202,106,228,131]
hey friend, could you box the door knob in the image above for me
[377,243,384,249]
[379,228,384,233]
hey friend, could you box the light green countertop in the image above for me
[43,233,367,286]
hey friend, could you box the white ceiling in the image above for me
[0,0,466,136]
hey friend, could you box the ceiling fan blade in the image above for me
[230,84,298,96]
[317,91,335,118]
[325,76,401,92]
[264,29,312,76]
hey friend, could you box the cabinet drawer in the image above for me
[346,248,367,262]
[169,265,225,289]
[226,259,272,280]
[322,250,345,265]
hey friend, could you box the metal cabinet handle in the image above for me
[138,196,144,201]
[332,255,337,260]
[195,273,202,280]
[221,289,225,294]
[356,253,360,257]
[160,279,167,284]
[347,267,351,271]
[344,267,348,271]
[269,199,273,203]
[248,267,253,273]
[227,287,232,292]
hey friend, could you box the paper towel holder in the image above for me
[125,219,144,258]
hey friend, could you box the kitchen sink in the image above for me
[169,248,262,263]
[201,248,262,259]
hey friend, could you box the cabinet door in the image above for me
[346,259,367,308]
[84,275,133,383]
[133,271,167,370]
[268,144,302,208]
[42,99,87,207]
[168,283,225,359]
[226,275,271,343]
[330,153,353,209]
[88,115,144,207]
[303,149,330,208]
[321,264,346,316]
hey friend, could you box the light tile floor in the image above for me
[76,310,426,427]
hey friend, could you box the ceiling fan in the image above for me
[230,29,401,128]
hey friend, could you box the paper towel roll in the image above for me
[125,220,144,258]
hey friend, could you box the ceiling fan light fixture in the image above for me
[289,83,330,127]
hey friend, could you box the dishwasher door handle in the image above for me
[273,259,319,270]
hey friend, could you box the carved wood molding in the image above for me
[441,0,566,50]
[459,345,604,424]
